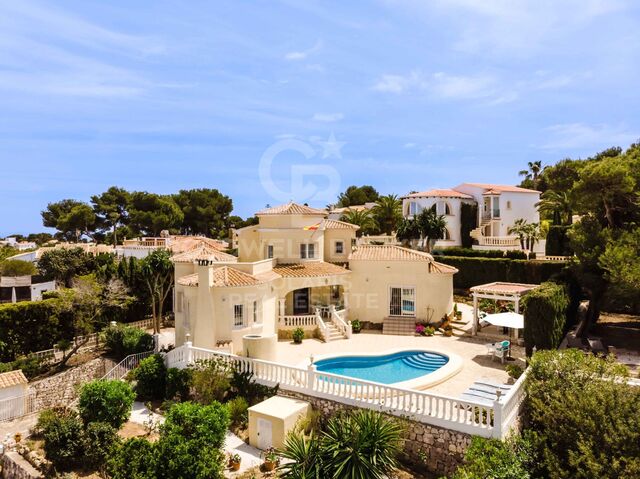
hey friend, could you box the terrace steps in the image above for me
[382,316,416,336]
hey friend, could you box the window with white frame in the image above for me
[389,286,415,316]
[300,243,315,259]
[266,244,274,259]
[335,241,344,254]
[409,202,420,215]
[432,201,451,215]
[253,300,259,323]
[233,304,244,328]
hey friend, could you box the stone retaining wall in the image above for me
[279,391,471,477]
[28,358,107,411]
[1,452,43,479]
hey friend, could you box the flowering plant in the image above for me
[415,324,425,335]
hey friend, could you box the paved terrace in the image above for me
[272,305,524,397]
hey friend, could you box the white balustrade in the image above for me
[478,236,520,247]
[279,314,317,328]
[164,343,522,438]
[315,309,329,342]
[330,306,352,339]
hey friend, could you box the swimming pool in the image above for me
[315,350,450,385]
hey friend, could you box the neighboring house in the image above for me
[116,234,228,259]
[0,275,56,304]
[401,183,543,253]
[0,370,28,420]
[0,237,37,251]
[173,202,456,355]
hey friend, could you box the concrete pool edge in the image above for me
[300,347,464,391]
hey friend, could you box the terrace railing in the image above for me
[0,393,36,423]
[102,350,155,381]
[279,314,317,328]
[165,343,523,438]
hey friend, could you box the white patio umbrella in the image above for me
[483,312,524,329]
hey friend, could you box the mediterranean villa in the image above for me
[173,202,457,355]
[402,183,543,254]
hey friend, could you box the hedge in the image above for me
[546,225,573,256]
[0,298,74,362]
[437,256,566,289]
[522,282,569,356]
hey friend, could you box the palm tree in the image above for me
[371,194,402,235]
[519,160,543,189]
[536,190,573,225]
[340,209,378,237]
[416,209,447,252]
[278,433,322,479]
[508,218,529,250]
[396,217,420,248]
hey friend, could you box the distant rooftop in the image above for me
[256,202,326,216]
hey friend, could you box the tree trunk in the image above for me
[55,337,90,371]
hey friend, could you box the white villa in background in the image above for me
[401,183,543,254]
[173,202,457,356]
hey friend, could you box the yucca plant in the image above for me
[278,432,323,479]
[320,409,404,479]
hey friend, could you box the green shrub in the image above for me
[156,401,229,479]
[226,397,248,428]
[433,247,505,258]
[0,298,73,362]
[436,256,566,289]
[166,367,191,401]
[134,354,167,401]
[191,357,232,403]
[292,327,304,343]
[0,259,37,277]
[460,202,478,248]
[524,350,640,478]
[351,319,361,333]
[522,282,569,356]
[230,369,278,406]
[279,432,323,478]
[0,354,46,379]
[41,409,85,471]
[78,380,135,429]
[103,325,154,360]
[84,421,120,470]
[107,437,158,479]
[450,434,537,479]
[505,364,524,380]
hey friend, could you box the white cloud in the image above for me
[284,39,323,61]
[372,70,500,100]
[541,123,639,149]
[312,112,344,122]
[403,142,417,148]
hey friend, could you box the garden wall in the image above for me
[437,256,566,289]
[0,452,43,479]
[279,390,471,477]
[28,357,108,411]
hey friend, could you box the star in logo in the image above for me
[318,132,346,159]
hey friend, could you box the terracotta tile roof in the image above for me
[0,370,28,388]
[273,262,350,278]
[402,189,473,199]
[455,183,540,194]
[470,281,539,295]
[177,273,199,286]
[172,241,237,263]
[256,202,326,216]
[349,245,458,274]
[170,236,229,254]
[177,266,265,287]
[321,219,360,230]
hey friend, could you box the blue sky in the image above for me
[1,0,640,236]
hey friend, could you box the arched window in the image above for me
[443,228,451,240]
[432,201,451,215]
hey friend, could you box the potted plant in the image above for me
[415,324,426,336]
[453,303,463,321]
[351,319,362,334]
[228,453,242,471]
[263,447,279,471]
[292,327,305,344]
[424,326,435,336]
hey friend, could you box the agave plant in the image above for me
[320,409,404,479]
[278,432,323,479]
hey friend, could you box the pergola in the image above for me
[470,282,539,338]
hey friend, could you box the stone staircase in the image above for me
[382,316,417,336]
[470,217,492,241]
[324,321,347,341]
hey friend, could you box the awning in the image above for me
[483,312,524,329]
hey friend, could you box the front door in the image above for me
[293,288,310,315]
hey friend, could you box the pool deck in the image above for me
[272,304,525,397]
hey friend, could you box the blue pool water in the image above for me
[314,350,449,384]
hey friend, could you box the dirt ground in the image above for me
[592,312,640,351]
